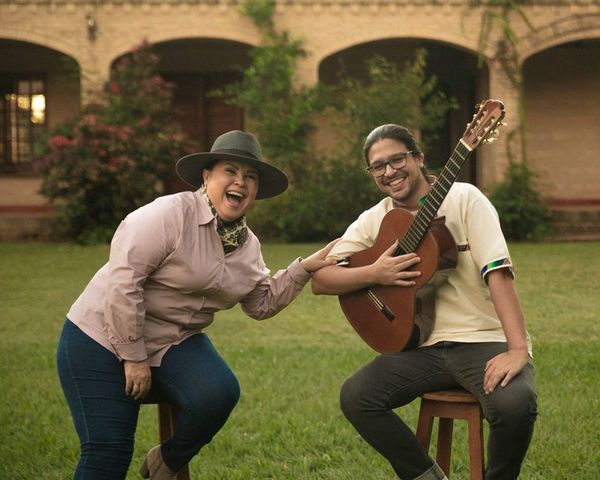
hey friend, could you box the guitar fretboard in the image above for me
[396,140,472,255]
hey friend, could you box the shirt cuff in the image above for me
[289,257,312,284]
[480,257,514,279]
[111,337,148,362]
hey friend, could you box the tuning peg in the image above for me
[481,128,500,144]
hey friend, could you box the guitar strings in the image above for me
[399,142,471,254]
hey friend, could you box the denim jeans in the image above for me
[339,342,537,480]
[57,319,240,479]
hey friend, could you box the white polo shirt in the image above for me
[328,182,532,353]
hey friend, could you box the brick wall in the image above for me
[1,0,599,239]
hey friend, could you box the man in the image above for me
[311,124,537,480]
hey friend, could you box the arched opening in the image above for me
[318,39,488,185]
[112,38,253,192]
[523,39,600,206]
[0,39,80,174]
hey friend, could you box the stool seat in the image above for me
[421,389,481,403]
[142,395,191,480]
[416,389,484,480]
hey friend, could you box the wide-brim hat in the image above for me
[175,130,288,200]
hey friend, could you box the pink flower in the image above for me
[82,114,97,127]
[109,81,121,95]
[109,156,123,167]
[137,116,151,128]
[49,135,74,149]
[118,126,134,141]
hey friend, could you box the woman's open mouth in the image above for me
[225,190,245,206]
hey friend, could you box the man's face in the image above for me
[367,138,429,207]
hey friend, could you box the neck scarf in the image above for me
[200,185,248,254]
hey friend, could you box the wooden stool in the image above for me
[415,389,484,480]
[142,396,191,480]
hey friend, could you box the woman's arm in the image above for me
[105,198,180,399]
[239,240,338,319]
[483,268,529,394]
[104,206,175,362]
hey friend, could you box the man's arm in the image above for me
[483,268,530,394]
[311,241,422,295]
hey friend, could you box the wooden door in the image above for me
[166,73,243,193]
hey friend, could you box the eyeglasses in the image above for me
[365,151,413,177]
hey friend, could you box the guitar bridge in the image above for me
[366,289,395,321]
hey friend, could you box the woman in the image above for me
[57,130,337,479]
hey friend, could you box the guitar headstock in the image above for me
[462,99,505,150]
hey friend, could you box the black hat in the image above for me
[175,130,288,199]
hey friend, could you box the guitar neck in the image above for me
[397,139,472,254]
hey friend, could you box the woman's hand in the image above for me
[483,348,529,395]
[124,359,152,400]
[300,239,340,273]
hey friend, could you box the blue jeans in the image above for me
[340,342,537,480]
[57,319,240,479]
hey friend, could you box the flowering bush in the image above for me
[36,43,195,243]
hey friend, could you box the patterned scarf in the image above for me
[201,185,248,254]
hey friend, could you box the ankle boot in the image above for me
[140,444,178,480]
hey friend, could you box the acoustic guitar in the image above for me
[338,99,505,353]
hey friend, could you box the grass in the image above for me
[0,241,599,479]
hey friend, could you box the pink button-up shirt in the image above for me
[67,190,311,366]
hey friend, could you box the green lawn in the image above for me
[1,242,599,479]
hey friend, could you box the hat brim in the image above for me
[175,152,288,200]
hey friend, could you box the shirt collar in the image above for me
[193,189,215,226]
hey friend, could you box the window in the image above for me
[0,76,46,173]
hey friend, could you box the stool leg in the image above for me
[416,401,435,452]
[467,409,484,480]
[436,417,453,476]
[158,403,177,442]
[157,403,191,480]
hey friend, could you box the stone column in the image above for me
[483,57,522,188]
[78,44,112,106]
[295,52,320,88]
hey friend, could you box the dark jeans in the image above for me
[57,319,240,479]
[340,342,537,480]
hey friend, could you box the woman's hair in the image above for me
[362,124,427,176]
[203,160,217,172]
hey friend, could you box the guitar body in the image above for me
[339,208,457,353]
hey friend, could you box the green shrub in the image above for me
[488,160,551,241]
[248,154,382,242]
[227,0,328,240]
[35,43,194,243]
[228,3,457,242]
[328,50,457,156]
[249,52,456,241]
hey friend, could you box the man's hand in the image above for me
[483,348,529,395]
[124,359,151,400]
[370,240,421,286]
